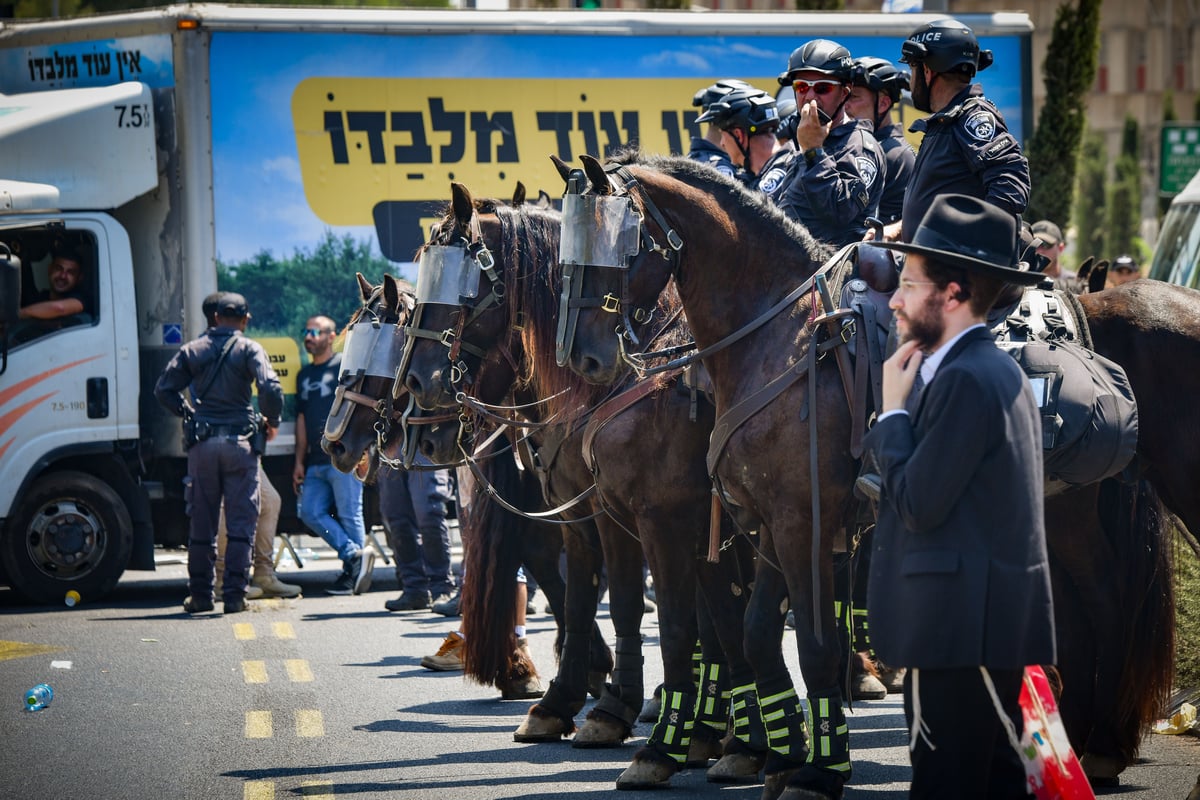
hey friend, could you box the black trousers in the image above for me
[903,666,1033,800]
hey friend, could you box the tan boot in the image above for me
[252,571,302,598]
[421,631,465,671]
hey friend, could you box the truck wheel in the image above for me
[2,470,133,604]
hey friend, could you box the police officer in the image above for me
[882,18,1030,243]
[694,86,794,195]
[688,79,750,182]
[155,292,283,614]
[845,57,917,226]
[774,38,885,246]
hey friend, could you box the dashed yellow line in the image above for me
[286,659,313,682]
[242,660,268,684]
[233,623,256,640]
[296,709,324,737]
[300,781,333,798]
[245,710,272,738]
[244,780,274,800]
[273,622,296,639]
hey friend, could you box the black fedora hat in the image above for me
[878,194,1045,286]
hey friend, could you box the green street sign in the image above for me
[1161,123,1200,195]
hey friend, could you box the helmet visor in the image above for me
[414,245,481,305]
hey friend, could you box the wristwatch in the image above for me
[804,147,824,165]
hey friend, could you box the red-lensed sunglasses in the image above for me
[792,79,842,96]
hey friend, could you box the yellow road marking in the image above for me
[285,659,313,682]
[244,780,274,800]
[233,623,256,640]
[0,640,61,663]
[296,709,324,737]
[245,710,272,738]
[299,781,333,798]
[242,660,268,684]
[272,622,295,639]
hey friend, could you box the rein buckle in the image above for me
[601,293,621,314]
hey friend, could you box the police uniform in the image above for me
[155,303,282,610]
[771,117,884,246]
[378,457,456,608]
[874,123,916,225]
[751,145,798,196]
[901,84,1030,243]
[686,136,739,181]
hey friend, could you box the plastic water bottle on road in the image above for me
[24,683,53,712]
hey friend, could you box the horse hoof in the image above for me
[878,665,906,694]
[513,710,572,743]
[778,788,837,800]
[638,693,662,723]
[615,758,676,790]
[686,730,724,767]
[850,672,887,701]
[1080,752,1125,787]
[499,677,545,701]
[572,713,629,748]
[707,751,765,784]
[760,768,800,800]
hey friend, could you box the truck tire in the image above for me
[2,470,134,604]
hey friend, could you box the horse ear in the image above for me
[450,182,474,228]
[382,272,400,311]
[356,272,374,303]
[1088,260,1109,294]
[1076,256,1095,282]
[580,154,612,195]
[537,190,553,209]
[512,181,527,206]
[550,154,572,183]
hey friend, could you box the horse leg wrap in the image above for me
[759,685,809,765]
[692,639,703,686]
[642,686,697,765]
[851,608,872,656]
[833,599,852,649]
[537,678,584,724]
[803,688,851,780]
[694,661,731,736]
[730,682,768,752]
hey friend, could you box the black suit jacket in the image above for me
[864,326,1056,670]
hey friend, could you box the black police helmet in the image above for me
[692,79,752,112]
[778,39,856,86]
[853,57,910,103]
[694,88,780,135]
[900,18,993,77]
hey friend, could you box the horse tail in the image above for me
[459,446,523,687]
[1106,477,1175,759]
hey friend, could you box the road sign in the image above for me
[1160,122,1200,195]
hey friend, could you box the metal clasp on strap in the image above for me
[439,329,457,348]
[601,293,621,313]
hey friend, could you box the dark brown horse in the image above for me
[555,151,1178,794]
[319,275,613,700]
[399,184,772,788]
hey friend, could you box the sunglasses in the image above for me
[792,79,843,97]
[302,328,333,337]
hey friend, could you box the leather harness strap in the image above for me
[580,367,685,474]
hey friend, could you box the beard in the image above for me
[898,290,944,351]
[911,67,932,113]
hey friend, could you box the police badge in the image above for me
[964,110,997,142]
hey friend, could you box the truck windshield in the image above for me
[1150,201,1200,289]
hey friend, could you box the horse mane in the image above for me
[605,147,835,269]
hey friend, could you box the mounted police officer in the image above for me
[881,18,1030,243]
[774,38,885,246]
[845,57,917,226]
[688,79,750,183]
[155,292,283,614]
[694,86,793,195]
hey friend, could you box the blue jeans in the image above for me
[378,465,454,596]
[299,464,364,563]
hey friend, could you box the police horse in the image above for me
[554,150,1178,795]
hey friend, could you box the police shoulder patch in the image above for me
[758,167,787,194]
[855,156,879,187]
[963,110,997,142]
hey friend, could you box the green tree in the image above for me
[1026,0,1102,225]
[1073,128,1107,259]
[1104,115,1142,257]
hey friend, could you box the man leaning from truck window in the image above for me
[18,246,88,320]
[154,291,283,615]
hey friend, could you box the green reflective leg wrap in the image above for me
[833,599,852,646]
[759,685,807,760]
[804,689,851,777]
[852,608,872,655]
[730,683,767,751]
[644,686,696,764]
[693,661,731,734]
[692,639,703,686]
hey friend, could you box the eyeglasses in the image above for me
[302,328,333,337]
[897,278,938,293]
[792,79,842,97]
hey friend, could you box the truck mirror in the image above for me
[0,243,20,327]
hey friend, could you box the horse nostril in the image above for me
[326,439,345,459]
[405,372,424,396]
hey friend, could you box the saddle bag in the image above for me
[999,339,1138,486]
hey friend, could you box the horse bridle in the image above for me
[555,164,683,368]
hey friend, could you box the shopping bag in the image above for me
[1018,665,1096,800]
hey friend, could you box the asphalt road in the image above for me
[1,536,1198,799]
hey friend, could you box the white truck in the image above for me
[0,5,1033,603]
